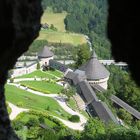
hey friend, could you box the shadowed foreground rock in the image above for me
[0,0,42,139]
[107,0,140,86]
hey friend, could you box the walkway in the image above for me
[8,102,28,120]
[111,95,140,120]
[57,59,128,67]
[53,116,85,130]
[99,60,128,66]
[9,78,63,87]
[11,78,42,83]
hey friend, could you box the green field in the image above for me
[45,70,63,78]
[38,29,87,46]
[38,11,87,46]
[6,85,70,119]
[17,70,55,79]
[67,98,78,111]
[41,11,67,32]
[20,81,63,94]
[16,70,63,79]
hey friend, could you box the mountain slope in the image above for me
[42,0,110,59]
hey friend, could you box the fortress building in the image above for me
[65,51,110,90]
[64,53,118,124]
[78,51,110,90]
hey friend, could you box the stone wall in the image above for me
[12,62,38,77]
[0,0,42,139]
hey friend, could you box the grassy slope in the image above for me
[5,85,70,119]
[16,70,63,79]
[38,10,87,46]
[41,11,67,32]
[67,98,89,119]
[45,70,63,78]
[67,98,78,111]
[20,81,63,94]
[38,29,87,46]
[17,70,55,79]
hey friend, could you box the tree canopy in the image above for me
[42,0,111,59]
[107,65,140,112]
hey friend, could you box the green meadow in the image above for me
[16,70,63,79]
[20,81,63,94]
[38,29,87,46]
[6,84,70,119]
[38,11,87,46]
[41,11,67,32]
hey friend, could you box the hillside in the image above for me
[42,0,110,59]
[36,10,87,47]
[6,69,89,139]
[25,10,88,56]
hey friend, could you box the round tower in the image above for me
[78,51,110,90]
[37,46,54,66]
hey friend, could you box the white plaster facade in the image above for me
[12,56,54,78]
[88,77,109,90]
[12,63,38,77]
[39,56,53,66]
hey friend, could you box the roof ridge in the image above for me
[78,50,110,80]
[91,50,97,59]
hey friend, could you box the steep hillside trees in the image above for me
[42,0,110,59]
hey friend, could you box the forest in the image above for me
[108,66,140,113]
[13,117,140,139]
[42,0,111,59]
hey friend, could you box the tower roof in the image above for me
[79,51,110,80]
[38,46,54,58]
[91,51,98,59]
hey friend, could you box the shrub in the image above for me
[39,116,45,124]
[39,130,59,140]
[9,78,14,83]
[16,102,24,107]
[45,106,50,111]
[36,62,40,70]
[29,110,64,126]
[117,108,133,125]
[61,114,66,118]
[50,24,58,31]
[26,117,39,128]
[26,126,40,139]
[12,120,24,131]
[49,67,55,71]
[68,115,80,122]
[23,110,65,128]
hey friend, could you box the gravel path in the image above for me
[9,78,46,83]
[8,102,28,120]
[9,78,63,87]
